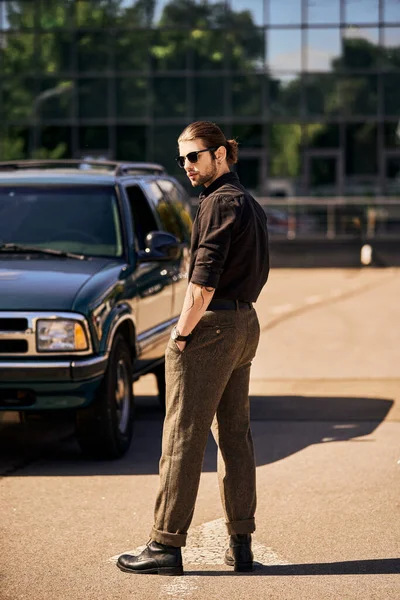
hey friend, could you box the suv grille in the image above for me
[0,318,28,331]
[0,340,28,354]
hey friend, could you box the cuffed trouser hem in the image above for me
[150,527,187,548]
[226,518,256,535]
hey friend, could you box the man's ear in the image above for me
[215,145,227,162]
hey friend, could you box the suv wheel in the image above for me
[75,334,134,459]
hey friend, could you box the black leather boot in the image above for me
[224,533,254,572]
[117,540,183,576]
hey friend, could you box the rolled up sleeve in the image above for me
[190,195,238,289]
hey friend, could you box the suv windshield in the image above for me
[0,185,123,258]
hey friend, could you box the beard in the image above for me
[189,160,218,187]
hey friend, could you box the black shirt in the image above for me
[188,172,270,303]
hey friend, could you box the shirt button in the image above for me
[216,329,221,334]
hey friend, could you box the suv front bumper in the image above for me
[0,355,108,410]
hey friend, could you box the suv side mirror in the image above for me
[137,231,181,262]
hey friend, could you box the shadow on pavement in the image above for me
[186,557,400,576]
[0,394,394,476]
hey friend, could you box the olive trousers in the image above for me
[150,306,260,547]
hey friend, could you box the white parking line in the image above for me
[270,304,294,314]
[110,518,289,598]
[304,295,321,305]
[159,576,200,599]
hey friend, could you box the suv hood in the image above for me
[0,257,122,311]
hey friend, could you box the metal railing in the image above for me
[191,196,400,241]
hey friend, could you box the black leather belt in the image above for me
[208,299,253,311]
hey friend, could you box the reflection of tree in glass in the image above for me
[156,200,192,244]
[0,0,399,193]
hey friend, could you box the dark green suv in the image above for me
[0,160,192,458]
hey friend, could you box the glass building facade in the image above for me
[0,0,399,203]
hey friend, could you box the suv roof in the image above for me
[0,159,167,185]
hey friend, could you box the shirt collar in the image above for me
[199,171,240,202]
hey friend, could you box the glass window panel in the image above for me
[77,32,111,71]
[230,0,265,26]
[306,29,341,71]
[115,0,152,27]
[115,31,152,71]
[339,74,378,115]
[306,123,340,147]
[37,126,71,157]
[1,126,29,159]
[270,74,302,117]
[38,33,73,74]
[232,124,263,148]
[116,78,148,118]
[152,0,170,26]
[151,0,226,28]
[384,0,400,22]
[235,157,262,193]
[79,126,109,154]
[342,28,380,68]
[269,0,301,25]
[306,0,340,24]
[384,121,400,148]
[153,77,187,118]
[1,1,35,29]
[195,0,227,26]
[194,76,227,118]
[268,123,302,178]
[0,33,36,75]
[304,74,339,116]
[309,156,339,191]
[386,156,400,179]
[116,125,147,161]
[37,79,74,120]
[1,77,36,121]
[78,79,109,118]
[151,30,188,71]
[192,29,226,70]
[383,28,400,68]
[75,0,116,28]
[385,157,400,198]
[232,75,264,117]
[228,27,265,71]
[345,123,378,176]
[39,1,71,29]
[345,0,379,24]
[376,202,400,230]
[383,73,400,116]
[152,125,184,179]
[268,29,302,73]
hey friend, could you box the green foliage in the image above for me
[270,124,302,178]
[0,134,25,161]
[0,0,399,190]
[32,143,67,160]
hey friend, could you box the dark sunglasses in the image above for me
[175,146,219,169]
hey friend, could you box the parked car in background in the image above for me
[0,159,192,458]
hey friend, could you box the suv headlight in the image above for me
[37,319,89,352]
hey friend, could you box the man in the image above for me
[117,121,270,576]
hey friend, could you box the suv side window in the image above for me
[125,185,158,250]
[156,178,193,243]
[144,180,185,243]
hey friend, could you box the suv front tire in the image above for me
[75,334,135,459]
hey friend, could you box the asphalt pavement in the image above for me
[1,267,399,600]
